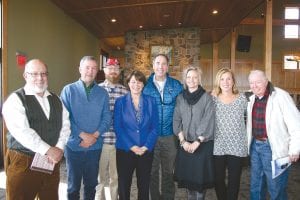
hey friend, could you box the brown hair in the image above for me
[125,70,147,89]
[153,54,169,64]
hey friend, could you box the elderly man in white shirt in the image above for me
[2,59,71,200]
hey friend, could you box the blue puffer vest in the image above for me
[143,73,183,136]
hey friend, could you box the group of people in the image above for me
[2,53,300,200]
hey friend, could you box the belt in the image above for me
[254,137,268,141]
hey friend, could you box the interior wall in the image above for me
[125,28,201,81]
[199,0,300,93]
[6,0,100,95]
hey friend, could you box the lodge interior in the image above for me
[0,0,300,189]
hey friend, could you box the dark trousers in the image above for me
[214,155,244,200]
[5,149,60,200]
[65,146,101,200]
[116,149,154,200]
[150,135,177,200]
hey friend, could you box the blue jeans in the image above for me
[65,146,101,200]
[250,139,289,200]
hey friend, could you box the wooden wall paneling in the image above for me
[235,60,253,91]
[271,62,284,88]
[212,42,219,87]
[294,72,300,92]
[230,28,236,71]
[200,59,213,90]
[285,71,295,89]
[200,58,300,93]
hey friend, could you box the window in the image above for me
[99,50,109,70]
[283,53,300,70]
[284,7,300,39]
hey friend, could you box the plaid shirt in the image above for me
[99,80,128,144]
[252,89,269,139]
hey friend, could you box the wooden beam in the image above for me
[241,18,300,26]
[2,0,8,168]
[264,0,272,80]
[212,42,219,85]
[68,0,201,13]
[230,28,236,71]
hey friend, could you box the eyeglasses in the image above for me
[26,72,48,78]
[104,67,120,71]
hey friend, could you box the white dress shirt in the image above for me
[2,84,71,155]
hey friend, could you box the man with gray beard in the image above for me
[2,59,71,200]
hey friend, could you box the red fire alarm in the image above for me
[16,52,27,68]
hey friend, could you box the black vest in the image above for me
[7,88,63,155]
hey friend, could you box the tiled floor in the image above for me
[1,161,300,200]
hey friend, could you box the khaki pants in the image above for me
[97,144,118,200]
[5,149,60,200]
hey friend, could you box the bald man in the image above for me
[2,59,71,200]
[247,70,300,200]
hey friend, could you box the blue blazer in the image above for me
[114,93,159,152]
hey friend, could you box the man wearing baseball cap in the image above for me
[97,58,128,200]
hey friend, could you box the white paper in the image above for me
[30,153,55,174]
[271,156,291,179]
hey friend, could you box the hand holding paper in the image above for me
[271,156,291,179]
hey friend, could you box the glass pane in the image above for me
[285,7,299,19]
[284,55,298,69]
[284,25,299,38]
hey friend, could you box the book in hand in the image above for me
[271,156,291,179]
[30,153,55,174]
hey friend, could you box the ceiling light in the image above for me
[178,22,182,25]
[212,10,218,15]
[163,14,170,18]
[159,24,163,27]
[139,25,143,29]
[111,18,117,23]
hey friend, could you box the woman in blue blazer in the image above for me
[114,70,159,200]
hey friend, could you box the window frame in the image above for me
[284,6,300,39]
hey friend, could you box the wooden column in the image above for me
[212,42,219,86]
[264,0,272,80]
[230,28,236,72]
[2,0,8,167]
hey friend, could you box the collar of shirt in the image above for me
[24,84,51,119]
[255,86,270,101]
[103,79,119,88]
[80,80,95,96]
[153,74,167,95]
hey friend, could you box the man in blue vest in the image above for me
[2,59,71,200]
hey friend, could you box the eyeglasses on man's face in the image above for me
[26,72,48,78]
[105,67,120,71]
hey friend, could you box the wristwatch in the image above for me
[196,138,202,143]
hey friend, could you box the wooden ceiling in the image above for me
[50,0,264,50]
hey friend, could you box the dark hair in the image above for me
[125,70,147,88]
[153,54,169,64]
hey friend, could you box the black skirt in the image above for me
[174,140,215,192]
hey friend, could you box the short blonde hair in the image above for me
[182,66,202,89]
[213,67,238,95]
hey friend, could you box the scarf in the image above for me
[182,85,206,105]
